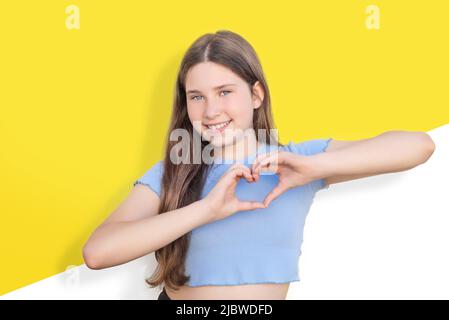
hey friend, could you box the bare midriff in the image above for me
[164,282,290,300]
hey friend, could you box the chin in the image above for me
[208,137,234,148]
[201,128,238,147]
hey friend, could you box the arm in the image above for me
[82,189,214,270]
[83,164,262,270]
[311,130,436,186]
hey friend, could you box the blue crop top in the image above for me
[133,138,332,286]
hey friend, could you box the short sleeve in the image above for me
[133,160,164,197]
[286,138,333,192]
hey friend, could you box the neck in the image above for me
[213,131,260,163]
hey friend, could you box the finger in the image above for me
[227,165,254,182]
[253,163,270,177]
[228,162,247,172]
[253,170,260,182]
[252,152,270,172]
[266,158,280,174]
[263,183,288,207]
[236,164,254,182]
[229,163,252,174]
[237,201,266,211]
[252,151,279,176]
[252,152,277,181]
[240,168,254,182]
[253,157,268,176]
[253,162,271,180]
[254,155,279,176]
[263,151,285,173]
[253,151,280,174]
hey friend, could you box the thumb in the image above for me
[263,183,288,207]
[237,201,266,212]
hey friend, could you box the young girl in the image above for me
[82,30,435,300]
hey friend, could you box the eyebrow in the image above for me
[186,83,237,95]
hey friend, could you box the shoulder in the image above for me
[133,159,164,197]
[140,160,164,177]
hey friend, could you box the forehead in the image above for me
[185,62,245,91]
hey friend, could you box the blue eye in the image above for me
[190,90,231,101]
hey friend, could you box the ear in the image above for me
[251,80,265,109]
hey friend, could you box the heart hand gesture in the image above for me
[203,163,266,222]
[251,151,318,207]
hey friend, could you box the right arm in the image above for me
[82,163,264,270]
[82,185,214,270]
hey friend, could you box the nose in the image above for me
[204,97,222,120]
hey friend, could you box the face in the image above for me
[185,62,264,148]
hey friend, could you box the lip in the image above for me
[203,120,232,133]
[204,120,231,126]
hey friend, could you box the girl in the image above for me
[82,30,436,300]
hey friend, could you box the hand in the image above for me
[251,150,318,207]
[203,163,267,222]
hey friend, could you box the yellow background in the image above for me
[1,0,448,295]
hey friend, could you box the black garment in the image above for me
[157,287,171,300]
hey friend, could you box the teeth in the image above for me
[206,120,231,130]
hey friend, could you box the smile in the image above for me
[204,120,232,131]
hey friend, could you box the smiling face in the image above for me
[185,62,264,150]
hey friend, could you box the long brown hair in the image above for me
[145,30,280,291]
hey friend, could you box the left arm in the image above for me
[311,130,436,187]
